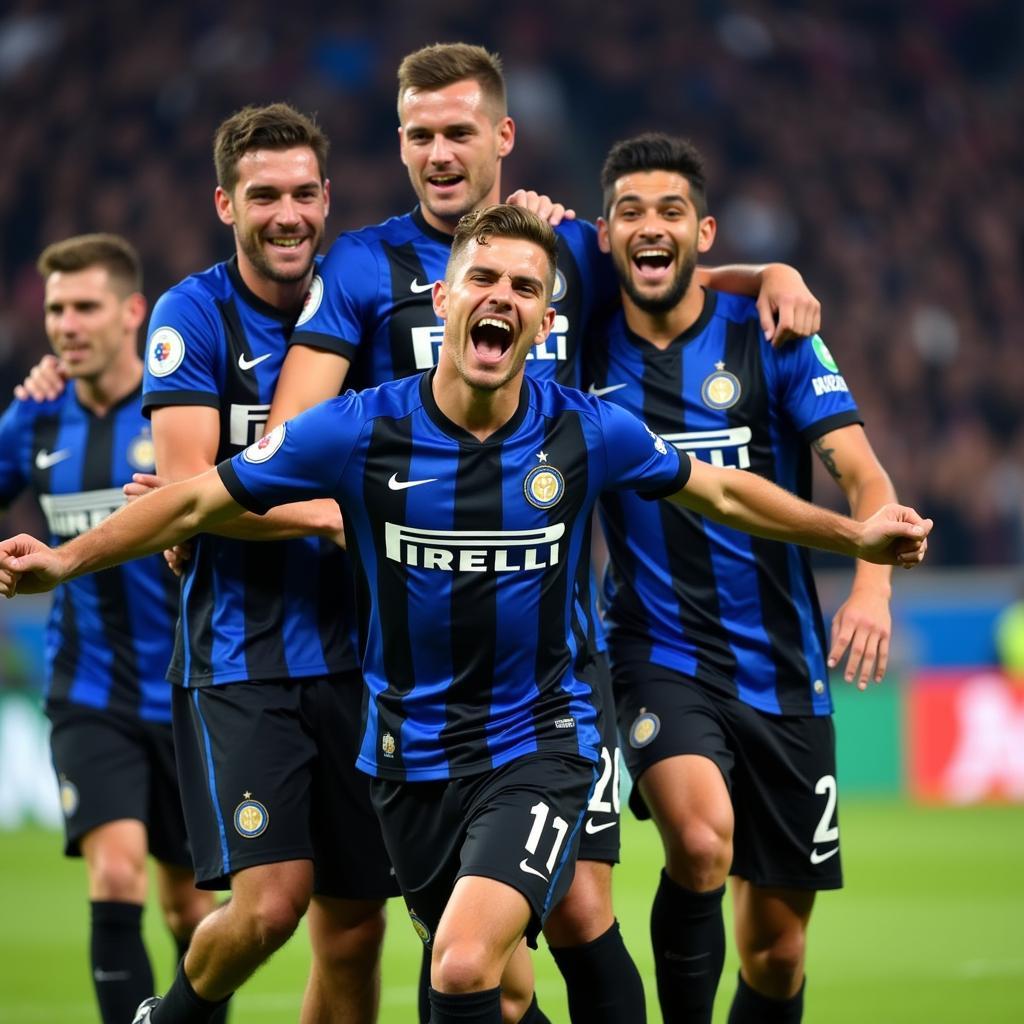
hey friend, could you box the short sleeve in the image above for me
[0,401,30,503]
[597,399,690,498]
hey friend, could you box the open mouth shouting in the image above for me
[470,315,515,366]
[632,246,675,285]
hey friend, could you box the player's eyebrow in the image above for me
[613,192,689,210]
[465,264,544,294]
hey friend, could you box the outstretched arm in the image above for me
[668,455,931,567]
[0,468,241,596]
[696,262,821,346]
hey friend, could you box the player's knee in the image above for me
[742,930,807,994]
[89,851,147,902]
[666,821,731,889]
[545,876,613,945]
[312,904,386,973]
[432,938,498,994]
[162,889,215,942]
[500,986,533,1023]
[243,891,306,953]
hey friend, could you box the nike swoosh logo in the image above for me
[35,449,71,470]
[810,846,839,865]
[519,859,549,881]
[388,473,438,491]
[409,278,434,293]
[94,969,131,982]
[238,352,272,371]
[585,818,616,834]
[587,383,628,397]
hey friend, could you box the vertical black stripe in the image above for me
[532,412,589,751]
[439,443,503,768]
[365,414,416,775]
[82,414,140,712]
[599,490,654,662]
[216,298,262,458]
[178,538,215,682]
[381,241,436,381]
[242,539,288,675]
[643,343,740,692]
[554,237,585,386]
[725,319,813,712]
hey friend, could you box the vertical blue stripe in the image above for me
[542,764,599,916]
[192,690,231,876]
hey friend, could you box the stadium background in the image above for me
[0,1,1021,1021]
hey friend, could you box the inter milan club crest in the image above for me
[701,361,741,410]
[127,428,156,471]
[629,710,661,749]
[382,732,396,758]
[524,451,565,509]
[409,910,433,947]
[234,793,269,838]
[59,776,79,817]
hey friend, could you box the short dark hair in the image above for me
[213,103,328,193]
[601,133,709,218]
[37,233,142,296]
[397,43,506,119]
[448,205,557,296]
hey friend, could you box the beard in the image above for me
[237,229,319,284]
[615,245,698,316]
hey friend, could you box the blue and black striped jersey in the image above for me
[220,371,689,781]
[142,257,357,687]
[0,386,177,720]
[290,207,617,391]
[588,291,862,716]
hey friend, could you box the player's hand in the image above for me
[505,189,576,226]
[0,534,67,596]
[123,472,167,502]
[828,586,892,688]
[856,504,932,567]
[14,354,68,402]
[163,544,192,577]
[756,264,821,347]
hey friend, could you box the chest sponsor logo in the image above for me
[409,314,570,371]
[385,522,564,573]
[148,326,186,378]
[660,426,752,469]
[39,487,125,538]
[238,351,272,371]
[811,373,849,396]
[229,404,271,447]
[35,448,71,470]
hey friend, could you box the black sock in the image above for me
[516,993,552,1023]
[650,871,725,1024]
[419,946,432,1023]
[90,901,154,1024]
[151,960,230,1024]
[728,972,805,1024]
[428,986,502,1024]
[550,920,646,1023]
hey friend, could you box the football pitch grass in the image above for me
[2,800,1021,1023]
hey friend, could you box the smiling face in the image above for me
[599,169,716,315]
[433,234,555,393]
[399,79,514,233]
[215,145,328,287]
[43,266,143,381]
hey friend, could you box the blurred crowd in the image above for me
[0,0,1020,566]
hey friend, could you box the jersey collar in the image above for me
[419,368,530,447]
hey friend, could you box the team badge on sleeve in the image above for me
[524,451,565,509]
[296,274,324,327]
[811,335,839,372]
[234,793,269,838]
[148,327,186,377]
[644,426,669,456]
[629,710,661,748]
[242,424,286,464]
[552,269,567,303]
[701,361,741,410]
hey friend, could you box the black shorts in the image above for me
[173,672,399,898]
[614,663,843,890]
[370,752,597,949]
[576,651,621,864]
[47,701,191,865]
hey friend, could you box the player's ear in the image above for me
[214,186,235,227]
[432,279,448,319]
[123,292,147,333]
[533,306,556,347]
[597,217,611,254]
[322,178,331,218]
[496,116,515,159]
[697,215,716,254]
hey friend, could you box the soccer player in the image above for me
[589,133,907,1023]
[265,42,822,1024]
[0,206,932,1024]
[136,104,397,1023]
[0,234,217,1024]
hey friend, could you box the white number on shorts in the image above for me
[813,774,839,845]
[588,746,621,815]
[525,801,570,874]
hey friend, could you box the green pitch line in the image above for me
[1,801,1021,1023]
